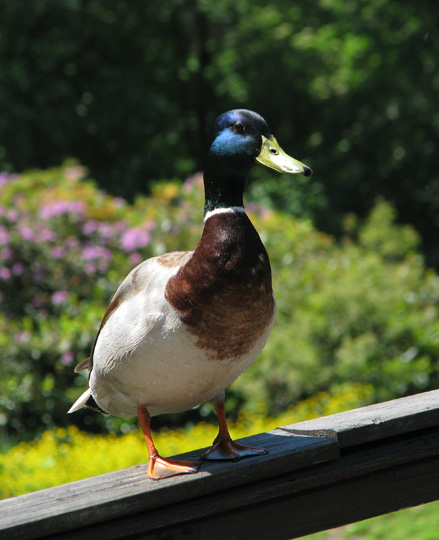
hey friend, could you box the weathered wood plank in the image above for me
[32,428,439,540]
[0,430,338,540]
[283,389,439,447]
[2,391,439,540]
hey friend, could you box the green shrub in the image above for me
[234,199,439,414]
[1,166,438,443]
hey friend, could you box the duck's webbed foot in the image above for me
[147,456,199,480]
[202,435,268,461]
[201,395,268,461]
[137,405,199,481]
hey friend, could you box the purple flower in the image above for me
[0,172,19,186]
[34,272,44,283]
[37,227,57,242]
[17,224,34,241]
[40,200,85,219]
[61,352,74,366]
[6,210,19,222]
[12,262,25,276]
[114,220,128,232]
[129,252,142,265]
[32,296,44,308]
[65,237,79,249]
[1,247,13,260]
[51,290,69,305]
[51,246,65,259]
[0,267,11,280]
[0,226,10,245]
[82,245,112,261]
[120,227,151,251]
[96,222,116,242]
[82,220,99,235]
[85,262,96,274]
[97,260,110,272]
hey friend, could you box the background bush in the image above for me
[1,1,439,263]
[1,166,439,446]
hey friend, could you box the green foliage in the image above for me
[0,166,205,443]
[308,500,439,540]
[1,166,439,443]
[1,1,438,262]
[0,385,371,499]
[233,199,439,414]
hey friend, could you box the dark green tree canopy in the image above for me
[1,0,438,262]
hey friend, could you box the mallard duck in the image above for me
[68,109,312,480]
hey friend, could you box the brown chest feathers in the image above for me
[165,212,275,360]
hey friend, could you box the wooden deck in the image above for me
[2,389,439,540]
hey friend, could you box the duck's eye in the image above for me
[269,147,279,155]
[233,122,245,133]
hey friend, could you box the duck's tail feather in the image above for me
[68,388,92,413]
[67,388,108,414]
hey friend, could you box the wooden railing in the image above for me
[1,389,439,540]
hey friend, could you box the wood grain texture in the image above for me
[0,430,337,540]
[2,391,439,540]
[282,389,439,448]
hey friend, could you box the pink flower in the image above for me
[12,263,25,276]
[129,252,142,265]
[82,220,99,235]
[51,290,69,305]
[61,352,74,366]
[17,225,34,241]
[85,262,96,274]
[120,227,151,251]
[0,267,11,280]
[40,200,85,219]
[1,247,13,260]
[65,237,79,249]
[34,272,44,283]
[0,172,18,186]
[7,210,19,222]
[96,222,116,242]
[32,296,44,308]
[51,246,65,259]
[37,228,57,242]
[82,245,112,261]
[0,226,10,245]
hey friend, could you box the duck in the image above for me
[68,109,312,480]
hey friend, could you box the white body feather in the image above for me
[85,254,276,418]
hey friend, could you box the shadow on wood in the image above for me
[1,390,439,540]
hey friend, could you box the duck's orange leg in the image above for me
[137,405,199,480]
[201,397,268,461]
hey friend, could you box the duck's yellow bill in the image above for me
[256,135,312,176]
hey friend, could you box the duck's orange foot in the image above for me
[201,437,268,461]
[147,456,199,481]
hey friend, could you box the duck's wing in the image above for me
[68,251,193,413]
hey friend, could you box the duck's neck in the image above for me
[203,167,246,216]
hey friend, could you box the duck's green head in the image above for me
[204,109,312,213]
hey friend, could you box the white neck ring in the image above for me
[204,206,245,222]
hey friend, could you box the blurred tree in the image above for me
[0,0,438,263]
